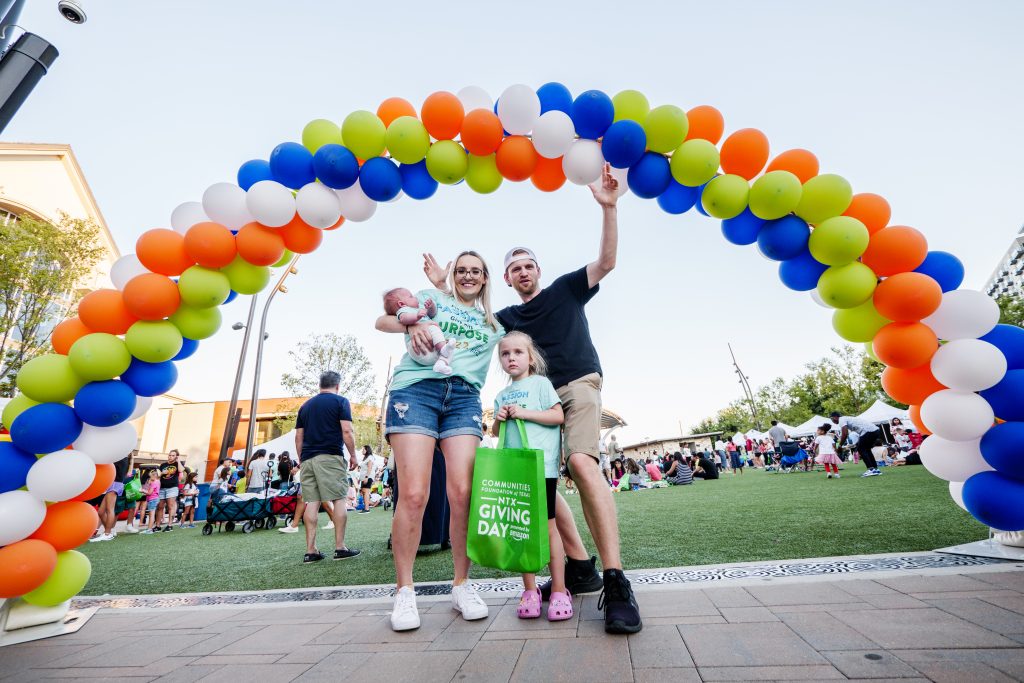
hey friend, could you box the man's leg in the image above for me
[303,500,321,553]
[329,498,348,549]
[567,453,622,570]
[859,435,878,470]
[102,492,117,534]
[553,491,589,560]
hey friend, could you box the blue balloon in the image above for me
[536,82,573,114]
[0,441,36,494]
[627,153,671,199]
[74,380,137,427]
[721,208,766,246]
[313,144,359,190]
[269,142,315,190]
[570,90,614,140]
[399,161,438,200]
[914,251,964,293]
[779,249,829,291]
[963,470,1024,530]
[121,358,179,397]
[358,157,402,202]
[980,324,1024,371]
[601,120,647,169]
[657,181,700,215]
[979,369,1024,422]
[173,337,199,361]
[236,159,273,191]
[757,215,811,261]
[980,422,1024,480]
[10,403,82,454]
[694,178,717,217]
[222,290,238,305]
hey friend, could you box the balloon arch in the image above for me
[2,83,1024,607]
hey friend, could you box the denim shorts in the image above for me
[385,377,483,441]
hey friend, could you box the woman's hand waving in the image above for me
[423,253,451,290]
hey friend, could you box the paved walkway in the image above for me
[2,566,1024,681]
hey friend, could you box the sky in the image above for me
[5,1,1024,448]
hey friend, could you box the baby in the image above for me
[383,288,455,375]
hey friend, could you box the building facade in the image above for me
[985,225,1024,300]
[621,432,723,461]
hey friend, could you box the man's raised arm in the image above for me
[586,163,619,289]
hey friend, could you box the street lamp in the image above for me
[217,296,259,464]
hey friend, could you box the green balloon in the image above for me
[23,550,91,607]
[125,320,183,363]
[700,174,749,219]
[670,139,720,187]
[817,262,878,309]
[643,105,689,154]
[795,173,853,225]
[864,341,881,363]
[301,119,343,153]
[612,90,650,123]
[2,393,40,430]
[426,140,468,185]
[832,300,892,343]
[15,354,82,403]
[179,265,231,308]
[749,171,803,220]
[68,334,131,384]
[272,249,294,268]
[465,154,503,194]
[809,216,869,266]
[221,256,270,295]
[341,110,386,160]
[169,305,222,341]
[386,116,430,164]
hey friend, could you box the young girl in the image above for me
[813,423,841,479]
[491,332,571,622]
[140,470,162,534]
[180,472,198,528]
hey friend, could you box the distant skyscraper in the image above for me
[985,225,1024,301]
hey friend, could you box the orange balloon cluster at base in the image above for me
[873,322,939,369]
[881,364,947,406]
[0,539,58,599]
[73,463,116,502]
[30,501,99,551]
[908,404,932,435]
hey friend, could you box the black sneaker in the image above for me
[599,569,643,634]
[161,525,172,532]
[333,548,361,560]
[540,555,604,601]
[303,551,325,563]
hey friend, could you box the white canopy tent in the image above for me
[788,415,832,437]
[231,430,297,463]
[745,429,766,440]
[855,400,917,431]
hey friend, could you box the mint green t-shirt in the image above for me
[389,289,504,392]
[494,375,562,478]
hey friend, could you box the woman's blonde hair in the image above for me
[499,331,548,378]
[447,250,499,331]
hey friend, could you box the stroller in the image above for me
[202,488,277,535]
[777,441,809,473]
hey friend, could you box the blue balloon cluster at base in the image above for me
[979,324,1024,371]
[74,380,137,427]
[0,441,36,494]
[963,470,1024,531]
[980,421,1024,480]
[10,403,82,454]
[979,369,1024,422]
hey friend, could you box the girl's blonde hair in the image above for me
[500,331,548,378]
[447,250,499,331]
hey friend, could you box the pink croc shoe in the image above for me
[548,590,573,621]
[517,588,542,619]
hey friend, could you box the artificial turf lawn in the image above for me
[78,465,987,596]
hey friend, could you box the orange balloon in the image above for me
[873,272,942,323]
[873,322,938,369]
[861,226,928,277]
[531,156,567,192]
[324,215,345,232]
[73,463,116,502]
[236,223,286,266]
[843,193,891,235]
[137,228,194,276]
[184,222,237,269]
[122,273,181,321]
[78,289,138,335]
[461,110,504,156]
[30,501,99,551]
[908,403,932,435]
[720,128,769,180]
[684,105,725,144]
[52,317,93,355]
[377,97,417,127]
[0,539,57,598]
[421,91,464,141]
[881,364,946,406]
[279,216,323,254]
[495,136,538,182]
[765,149,819,184]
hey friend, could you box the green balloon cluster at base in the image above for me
[341,110,386,160]
[612,90,650,123]
[816,262,878,309]
[125,320,184,363]
[386,116,430,164]
[272,249,293,268]
[832,299,892,343]
[426,140,468,184]
[16,354,83,403]
[465,154,503,194]
[22,550,91,607]
[302,119,343,153]
[670,139,719,187]
[749,171,802,220]
[644,105,688,154]
[179,266,231,308]
[169,305,222,340]
[221,257,270,295]
[2,393,39,430]
[701,174,749,219]
[68,334,132,383]
[795,174,852,225]
[809,216,869,266]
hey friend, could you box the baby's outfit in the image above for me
[396,305,455,375]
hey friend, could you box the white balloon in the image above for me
[296,182,342,229]
[335,180,377,223]
[496,84,541,135]
[588,164,628,198]
[920,390,995,441]
[810,289,832,308]
[922,289,1000,341]
[919,435,992,482]
[202,182,253,229]
[170,201,209,235]
[457,85,492,113]
[948,480,967,511]
[0,490,47,546]
[245,180,296,228]
[27,450,95,502]
[110,254,149,290]
[129,395,153,421]
[532,111,576,159]
[386,190,404,204]
[563,140,605,186]
[73,422,139,465]
[931,339,1007,392]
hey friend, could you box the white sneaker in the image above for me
[322,520,335,529]
[391,586,420,631]
[278,524,299,534]
[834,474,841,479]
[89,533,115,542]
[451,581,488,621]
[124,525,139,534]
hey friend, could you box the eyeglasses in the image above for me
[454,267,484,277]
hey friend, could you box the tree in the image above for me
[0,214,104,396]
[280,333,377,403]
[997,295,1024,329]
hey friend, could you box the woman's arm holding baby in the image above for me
[375,316,436,355]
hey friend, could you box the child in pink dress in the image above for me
[382,288,456,375]
[812,423,842,479]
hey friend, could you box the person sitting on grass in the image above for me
[665,452,693,486]
[609,459,626,489]
[644,458,662,482]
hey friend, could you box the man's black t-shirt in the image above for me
[495,266,602,389]
[296,392,352,462]
[159,461,182,489]
[113,455,131,483]
[697,456,719,479]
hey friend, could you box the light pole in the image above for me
[217,295,258,465]
[728,342,761,430]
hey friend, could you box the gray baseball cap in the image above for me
[503,247,538,272]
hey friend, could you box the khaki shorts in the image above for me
[300,454,349,503]
[556,372,603,463]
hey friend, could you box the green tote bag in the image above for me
[467,419,550,573]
